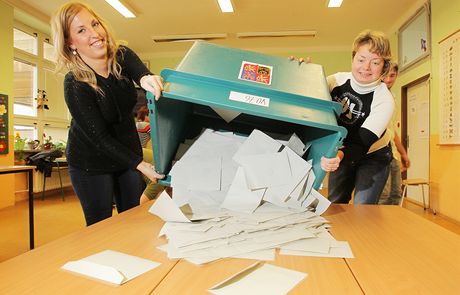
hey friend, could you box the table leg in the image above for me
[28,169,34,249]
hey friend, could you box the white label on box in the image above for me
[229,91,270,108]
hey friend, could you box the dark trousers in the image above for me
[328,146,393,204]
[69,166,145,226]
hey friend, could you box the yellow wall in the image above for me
[388,0,460,222]
[0,1,15,209]
[140,49,351,78]
[427,0,460,220]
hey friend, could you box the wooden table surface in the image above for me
[0,201,178,295]
[326,205,460,294]
[152,253,362,294]
[1,203,459,294]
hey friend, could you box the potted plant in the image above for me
[14,133,27,164]
[42,133,55,150]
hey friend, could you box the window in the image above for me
[13,21,70,150]
[14,124,37,142]
[13,60,37,116]
[43,126,69,144]
[43,39,56,62]
[13,28,37,55]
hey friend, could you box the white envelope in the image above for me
[209,262,307,295]
[61,250,160,285]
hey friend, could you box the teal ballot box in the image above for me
[147,41,347,189]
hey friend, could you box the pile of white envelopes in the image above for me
[150,129,353,264]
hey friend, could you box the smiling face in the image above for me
[68,8,108,65]
[351,44,385,84]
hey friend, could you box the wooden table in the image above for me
[326,205,460,294]
[1,204,459,294]
[0,201,178,295]
[0,165,35,249]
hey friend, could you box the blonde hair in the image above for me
[51,2,122,94]
[352,30,392,77]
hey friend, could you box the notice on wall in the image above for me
[439,29,460,144]
[0,94,8,154]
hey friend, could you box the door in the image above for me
[404,78,430,205]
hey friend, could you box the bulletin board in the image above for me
[0,94,8,154]
[398,3,431,71]
[439,29,460,145]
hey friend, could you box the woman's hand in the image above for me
[140,75,164,101]
[320,150,343,172]
[289,56,312,64]
[136,161,165,181]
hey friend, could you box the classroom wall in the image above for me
[0,1,15,209]
[426,0,460,221]
[140,49,351,78]
[387,0,460,222]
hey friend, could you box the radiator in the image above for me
[33,167,71,193]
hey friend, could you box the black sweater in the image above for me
[64,46,151,174]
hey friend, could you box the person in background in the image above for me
[135,104,151,149]
[320,30,394,204]
[379,62,411,205]
[51,2,164,225]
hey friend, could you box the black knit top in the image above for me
[64,46,151,174]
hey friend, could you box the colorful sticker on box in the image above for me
[238,61,273,85]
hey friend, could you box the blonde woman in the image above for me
[51,2,163,225]
[321,30,395,204]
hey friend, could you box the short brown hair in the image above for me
[388,61,399,74]
[352,30,392,76]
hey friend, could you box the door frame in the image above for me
[400,74,430,180]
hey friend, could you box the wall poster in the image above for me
[0,94,8,154]
[439,29,460,144]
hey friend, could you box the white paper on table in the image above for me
[212,107,241,123]
[231,249,275,261]
[280,237,331,254]
[239,151,291,190]
[233,129,282,165]
[208,262,307,295]
[221,167,265,213]
[279,241,354,258]
[148,190,191,222]
[61,250,160,285]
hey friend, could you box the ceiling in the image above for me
[9,0,422,55]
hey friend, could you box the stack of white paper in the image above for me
[150,129,352,264]
[150,191,348,265]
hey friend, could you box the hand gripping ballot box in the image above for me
[147,41,347,189]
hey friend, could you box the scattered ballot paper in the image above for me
[61,250,160,285]
[149,190,192,223]
[208,262,307,295]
